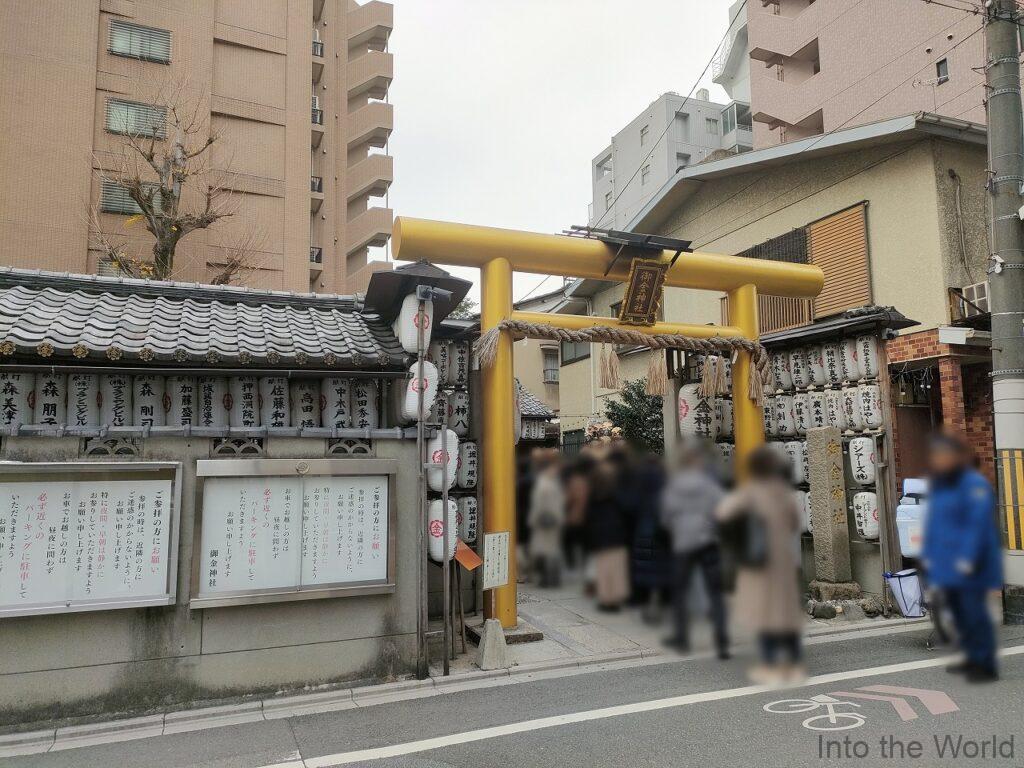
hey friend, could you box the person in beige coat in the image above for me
[717,446,804,683]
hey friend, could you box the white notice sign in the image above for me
[482,531,510,590]
[0,478,174,615]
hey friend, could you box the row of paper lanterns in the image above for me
[764,385,883,437]
[768,336,879,391]
[713,436,878,490]
[794,489,879,540]
[426,431,478,562]
[392,294,472,388]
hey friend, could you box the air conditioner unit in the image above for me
[959,281,989,318]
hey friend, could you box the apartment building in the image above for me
[590,91,752,231]
[715,0,986,148]
[0,0,393,293]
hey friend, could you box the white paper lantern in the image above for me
[722,356,733,389]
[858,383,883,429]
[429,389,448,426]
[718,442,734,476]
[227,376,259,428]
[800,440,810,484]
[857,335,879,380]
[841,386,864,431]
[428,498,458,562]
[166,375,198,426]
[133,375,165,427]
[447,390,471,437]
[257,377,289,427]
[322,377,351,429]
[31,373,66,426]
[774,394,796,437]
[0,372,33,426]
[763,397,776,437]
[351,380,379,430]
[100,374,133,426]
[793,392,810,435]
[449,341,470,387]
[457,496,478,544]
[849,436,877,486]
[840,338,860,383]
[678,383,717,439]
[770,351,793,391]
[427,429,459,492]
[457,441,478,489]
[68,373,100,427]
[807,390,828,430]
[801,490,813,534]
[824,388,847,431]
[401,361,439,422]
[807,345,827,387]
[427,341,451,383]
[715,397,734,439]
[822,342,843,385]
[784,440,805,486]
[853,491,880,540]
[198,376,228,428]
[394,293,433,354]
[290,379,322,428]
[789,348,810,389]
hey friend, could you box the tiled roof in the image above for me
[0,269,406,369]
[515,378,555,419]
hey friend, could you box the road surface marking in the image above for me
[857,684,959,715]
[829,690,919,721]
[265,644,1024,768]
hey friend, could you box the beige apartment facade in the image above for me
[0,0,393,294]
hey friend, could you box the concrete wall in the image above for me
[0,437,421,725]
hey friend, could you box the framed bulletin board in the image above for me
[191,458,397,609]
[0,462,181,618]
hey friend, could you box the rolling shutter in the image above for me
[808,203,871,318]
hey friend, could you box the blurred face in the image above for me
[929,444,963,476]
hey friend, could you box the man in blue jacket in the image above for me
[922,434,1003,682]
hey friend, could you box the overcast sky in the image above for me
[384,0,733,304]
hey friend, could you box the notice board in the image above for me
[0,462,180,617]
[192,458,396,608]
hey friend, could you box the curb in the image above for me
[163,702,263,735]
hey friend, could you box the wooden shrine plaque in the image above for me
[618,259,668,326]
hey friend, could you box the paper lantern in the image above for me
[402,361,439,423]
[784,440,805,486]
[722,356,733,389]
[801,490,813,534]
[133,375,165,427]
[322,377,351,429]
[763,397,776,437]
[841,386,864,431]
[807,390,827,430]
[31,373,66,426]
[427,429,459,492]
[68,373,100,427]
[227,376,259,428]
[853,491,880,540]
[258,377,290,427]
[770,351,793,391]
[774,394,796,437]
[427,341,451,383]
[807,345,827,387]
[100,374,133,426]
[857,335,879,380]
[429,389,448,426]
[457,441,478,488]
[718,442,734,476]
[427,499,458,562]
[715,398,734,439]
[393,293,433,354]
[447,390,471,436]
[858,383,883,429]
[0,372,32,426]
[840,338,860,383]
[824,388,847,431]
[166,376,198,426]
[197,377,228,428]
[792,392,810,435]
[822,342,843,385]
[290,379,322,429]
[800,441,810,484]
[449,341,470,387]
[457,496,479,544]
[678,383,717,439]
[351,380,380,430]
[789,348,810,389]
[848,436,876,486]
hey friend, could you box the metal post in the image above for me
[986,0,1024,603]
[440,391,451,674]
[415,295,430,679]
[728,284,765,476]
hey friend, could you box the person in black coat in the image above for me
[628,454,669,615]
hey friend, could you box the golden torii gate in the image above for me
[393,217,824,629]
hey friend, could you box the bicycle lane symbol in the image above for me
[764,695,867,732]
[764,686,958,731]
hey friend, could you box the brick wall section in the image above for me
[963,362,996,484]
[939,358,966,432]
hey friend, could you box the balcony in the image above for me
[346,102,393,150]
[312,39,324,82]
[310,246,323,278]
[347,1,392,52]
[346,154,393,201]
[311,107,324,148]
[346,207,392,255]
[310,175,324,213]
[347,50,393,100]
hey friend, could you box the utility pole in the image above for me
[986,0,1024,624]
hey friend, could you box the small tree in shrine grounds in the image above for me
[605,378,664,454]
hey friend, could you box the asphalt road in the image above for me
[6,624,1024,768]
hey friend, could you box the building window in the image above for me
[100,180,161,215]
[640,124,649,146]
[105,99,167,138]
[936,58,949,84]
[108,20,171,63]
[542,348,559,384]
[641,164,651,185]
[605,190,613,211]
[706,117,719,135]
[560,339,590,365]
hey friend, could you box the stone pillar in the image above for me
[807,425,852,584]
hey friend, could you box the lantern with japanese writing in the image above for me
[322,377,351,429]
[449,341,470,387]
[763,396,776,437]
[715,397,734,439]
[31,372,66,426]
[802,490,813,534]
[427,429,459,491]
[793,392,810,435]
[100,374,133,426]
[770,351,793,391]
[841,386,864,431]
[351,380,379,430]
[807,390,828,430]
[401,361,439,422]
[429,389,448,426]
[227,376,259,428]
[457,441,478,488]
[166,375,198,426]
[68,373,100,426]
[678,383,717,439]
[718,442,734,477]
[824,388,847,431]
[0,372,32,426]
[800,440,810,483]
[722,356,733,389]
[774,393,797,437]
[807,345,827,386]
[822,342,843,385]
[198,376,228,428]
[427,498,457,562]
[427,340,451,383]
[394,293,433,354]
[840,338,860,383]
[784,440,806,486]
[857,335,879,379]
[447,390,471,437]
[853,491,880,540]
[133,374,165,427]
[290,379,322,428]
[857,383,883,429]
[848,436,876,486]
[789,348,810,389]
[457,496,478,544]
[258,376,290,427]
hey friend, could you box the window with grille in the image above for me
[108,20,171,63]
[641,164,651,186]
[106,99,167,138]
[100,180,162,215]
